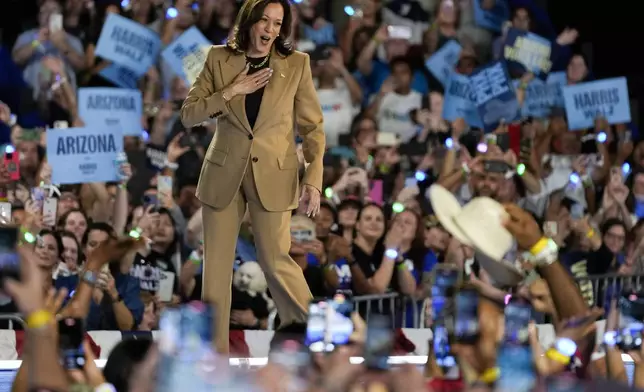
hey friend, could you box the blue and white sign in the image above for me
[162,26,211,85]
[99,64,139,89]
[562,77,631,130]
[78,88,143,137]
[469,62,519,132]
[47,127,123,184]
[425,40,462,86]
[517,76,566,118]
[504,28,552,76]
[547,71,567,108]
[472,0,510,33]
[95,13,161,76]
[442,72,483,129]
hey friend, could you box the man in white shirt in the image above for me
[367,57,422,142]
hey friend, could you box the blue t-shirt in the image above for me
[308,254,353,295]
[402,250,438,328]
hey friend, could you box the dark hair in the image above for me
[82,222,117,246]
[38,229,63,260]
[226,0,294,57]
[58,230,83,266]
[57,208,88,231]
[355,203,386,241]
[601,218,628,238]
[103,338,154,392]
[389,56,412,72]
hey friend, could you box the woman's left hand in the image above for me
[300,184,320,217]
[231,309,257,326]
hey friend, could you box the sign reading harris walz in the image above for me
[46,127,123,185]
[95,13,161,76]
[469,61,519,132]
[503,28,552,78]
[562,77,631,130]
[162,26,212,86]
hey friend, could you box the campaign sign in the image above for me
[442,72,483,129]
[425,40,462,86]
[547,71,567,108]
[472,0,510,33]
[503,28,552,76]
[517,76,566,118]
[95,13,161,76]
[562,77,631,130]
[99,64,139,89]
[469,62,519,132]
[47,127,123,184]
[78,88,142,137]
[162,27,211,86]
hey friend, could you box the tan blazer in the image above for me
[180,45,325,212]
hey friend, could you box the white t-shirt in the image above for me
[376,91,422,142]
[315,78,357,147]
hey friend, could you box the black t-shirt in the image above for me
[230,285,270,330]
[351,242,400,317]
[244,55,270,129]
[303,264,328,298]
[130,251,179,296]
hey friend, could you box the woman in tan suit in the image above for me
[180,0,325,353]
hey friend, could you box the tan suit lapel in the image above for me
[220,52,253,135]
[253,49,294,132]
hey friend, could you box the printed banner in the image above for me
[547,71,567,108]
[503,28,552,76]
[145,144,167,171]
[95,13,161,76]
[442,72,484,129]
[78,88,143,137]
[161,26,211,86]
[472,0,510,33]
[517,76,566,118]
[425,40,462,86]
[562,77,631,130]
[469,61,519,132]
[46,127,123,184]
[98,64,139,89]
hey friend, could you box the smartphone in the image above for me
[484,160,509,174]
[58,317,85,369]
[503,298,532,345]
[31,187,46,212]
[363,314,394,371]
[387,25,412,40]
[42,197,58,227]
[268,340,311,381]
[49,13,63,32]
[581,137,598,155]
[543,221,557,238]
[496,133,510,152]
[570,203,584,220]
[157,175,173,208]
[431,265,460,321]
[3,146,20,181]
[53,120,69,129]
[291,227,314,242]
[433,325,457,370]
[376,132,399,147]
[0,227,19,282]
[0,202,11,223]
[142,193,159,209]
[305,295,353,353]
[305,299,329,353]
[622,130,632,144]
[619,291,644,325]
[179,133,197,149]
[454,288,479,344]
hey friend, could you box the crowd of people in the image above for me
[0,0,643,390]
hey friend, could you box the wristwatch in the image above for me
[81,270,98,287]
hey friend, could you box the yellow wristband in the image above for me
[478,367,500,384]
[31,40,40,48]
[26,310,53,329]
[530,237,549,256]
[546,348,571,365]
[586,229,595,239]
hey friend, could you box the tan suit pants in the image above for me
[201,164,312,354]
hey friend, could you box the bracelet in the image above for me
[529,237,549,256]
[586,229,595,239]
[31,40,40,49]
[164,159,179,170]
[26,310,53,329]
[20,227,36,244]
[478,367,500,384]
[129,227,143,239]
[545,348,571,366]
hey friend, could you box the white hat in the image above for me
[429,184,524,286]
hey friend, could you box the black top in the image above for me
[244,55,270,129]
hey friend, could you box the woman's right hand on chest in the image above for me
[226,64,273,98]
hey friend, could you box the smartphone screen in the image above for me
[43,197,58,227]
[0,227,19,282]
[570,203,584,220]
[3,147,20,181]
[157,176,173,208]
[433,325,456,370]
[484,160,509,174]
[0,202,12,223]
[142,193,159,209]
[328,294,353,348]
[305,299,328,353]
[364,314,394,371]
[387,25,412,40]
[58,318,85,369]
[496,133,510,152]
[497,299,535,391]
[431,267,459,321]
[454,288,479,344]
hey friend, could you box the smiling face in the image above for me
[249,2,284,56]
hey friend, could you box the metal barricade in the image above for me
[0,314,26,330]
[574,273,644,308]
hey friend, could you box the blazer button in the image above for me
[248,135,253,140]
[252,157,258,163]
